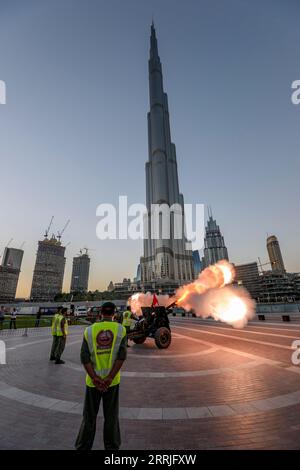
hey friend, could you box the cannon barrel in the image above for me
[166,299,178,310]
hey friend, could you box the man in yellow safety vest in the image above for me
[54,307,68,364]
[75,302,127,450]
[122,306,135,347]
[50,306,62,361]
[50,307,68,364]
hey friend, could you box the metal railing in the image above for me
[0,317,87,337]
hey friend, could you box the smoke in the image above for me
[129,292,170,316]
[177,284,255,329]
[175,260,255,328]
[129,260,256,328]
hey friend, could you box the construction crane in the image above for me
[83,247,95,256]
[44,216,54,239]
[57,219,70,243]
[76,247,94,256]
[258,257,275,273]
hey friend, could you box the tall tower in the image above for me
[0,247,24,301]
[30,235,66,301]
[70,251,90,293]
[140,23,194,288]
[201,209,229,269]
[267,235,285,273]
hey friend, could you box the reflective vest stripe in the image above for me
[51,314,60,336]
[86,325,95,363]
[112,323,124,364]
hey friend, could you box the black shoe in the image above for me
[49,356,55,361]
[55,359,65,364]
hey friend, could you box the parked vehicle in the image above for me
[74,306,88,317]
[87,306,101,323]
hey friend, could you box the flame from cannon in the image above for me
[129,260,255,328]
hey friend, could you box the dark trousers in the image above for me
[9,319,16,329]
[125,326,130,345]
[75,385,121,450]
[50,336,59,359]
[50,336,66,360]
[55,336,66,360]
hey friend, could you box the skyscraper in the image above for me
[30,235,66,301]
[201,209,229,269]
[267,235,285,273]
[0,247,24,301]
[192,250,202,278]
[140,24,194,288]
[234,262,260,299]
[70,251,90,293]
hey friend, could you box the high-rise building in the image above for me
[30,235,66,301]
[234,262,260,299]
[192,250,202,278]
[2,247,24,270]
[70,252,90,293]
[0,247,24,301]
[258,271,299,303]
[140,24,194,289]
[107,281,114,292]
[267,235,285,273]
[136,264,141,283]
[201,209,229,269]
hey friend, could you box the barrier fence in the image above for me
[0,319,87,337]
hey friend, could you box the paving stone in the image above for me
[186,407,212,418]
[1,321,300,449]
[162,408,188,419]
[208,405,235,417]
[138,408,163,419]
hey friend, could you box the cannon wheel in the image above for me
[132,336,147,344]
[154,327,171,349]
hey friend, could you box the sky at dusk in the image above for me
[0,0,299,298]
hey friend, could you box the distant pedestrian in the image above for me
[9,308,17,329]
[35,308,43,327]
[0,306,5,330]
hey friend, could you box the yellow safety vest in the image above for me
[122,310,132,327]
[56,315,69,337]
[51,313,60,336]
[84,321,126,388]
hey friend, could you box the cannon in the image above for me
[127,304,174,349]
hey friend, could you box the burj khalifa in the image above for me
[140,24,194,288]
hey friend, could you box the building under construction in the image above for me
[0,247,24,302]
[70,250,90,293]
[30,218,68,302]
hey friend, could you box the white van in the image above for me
[74,306,88,317]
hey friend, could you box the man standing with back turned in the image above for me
[50,306,62,361]
[75,302,127,450]
[54,307,68,364]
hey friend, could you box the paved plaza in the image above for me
[0,317,300,449]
